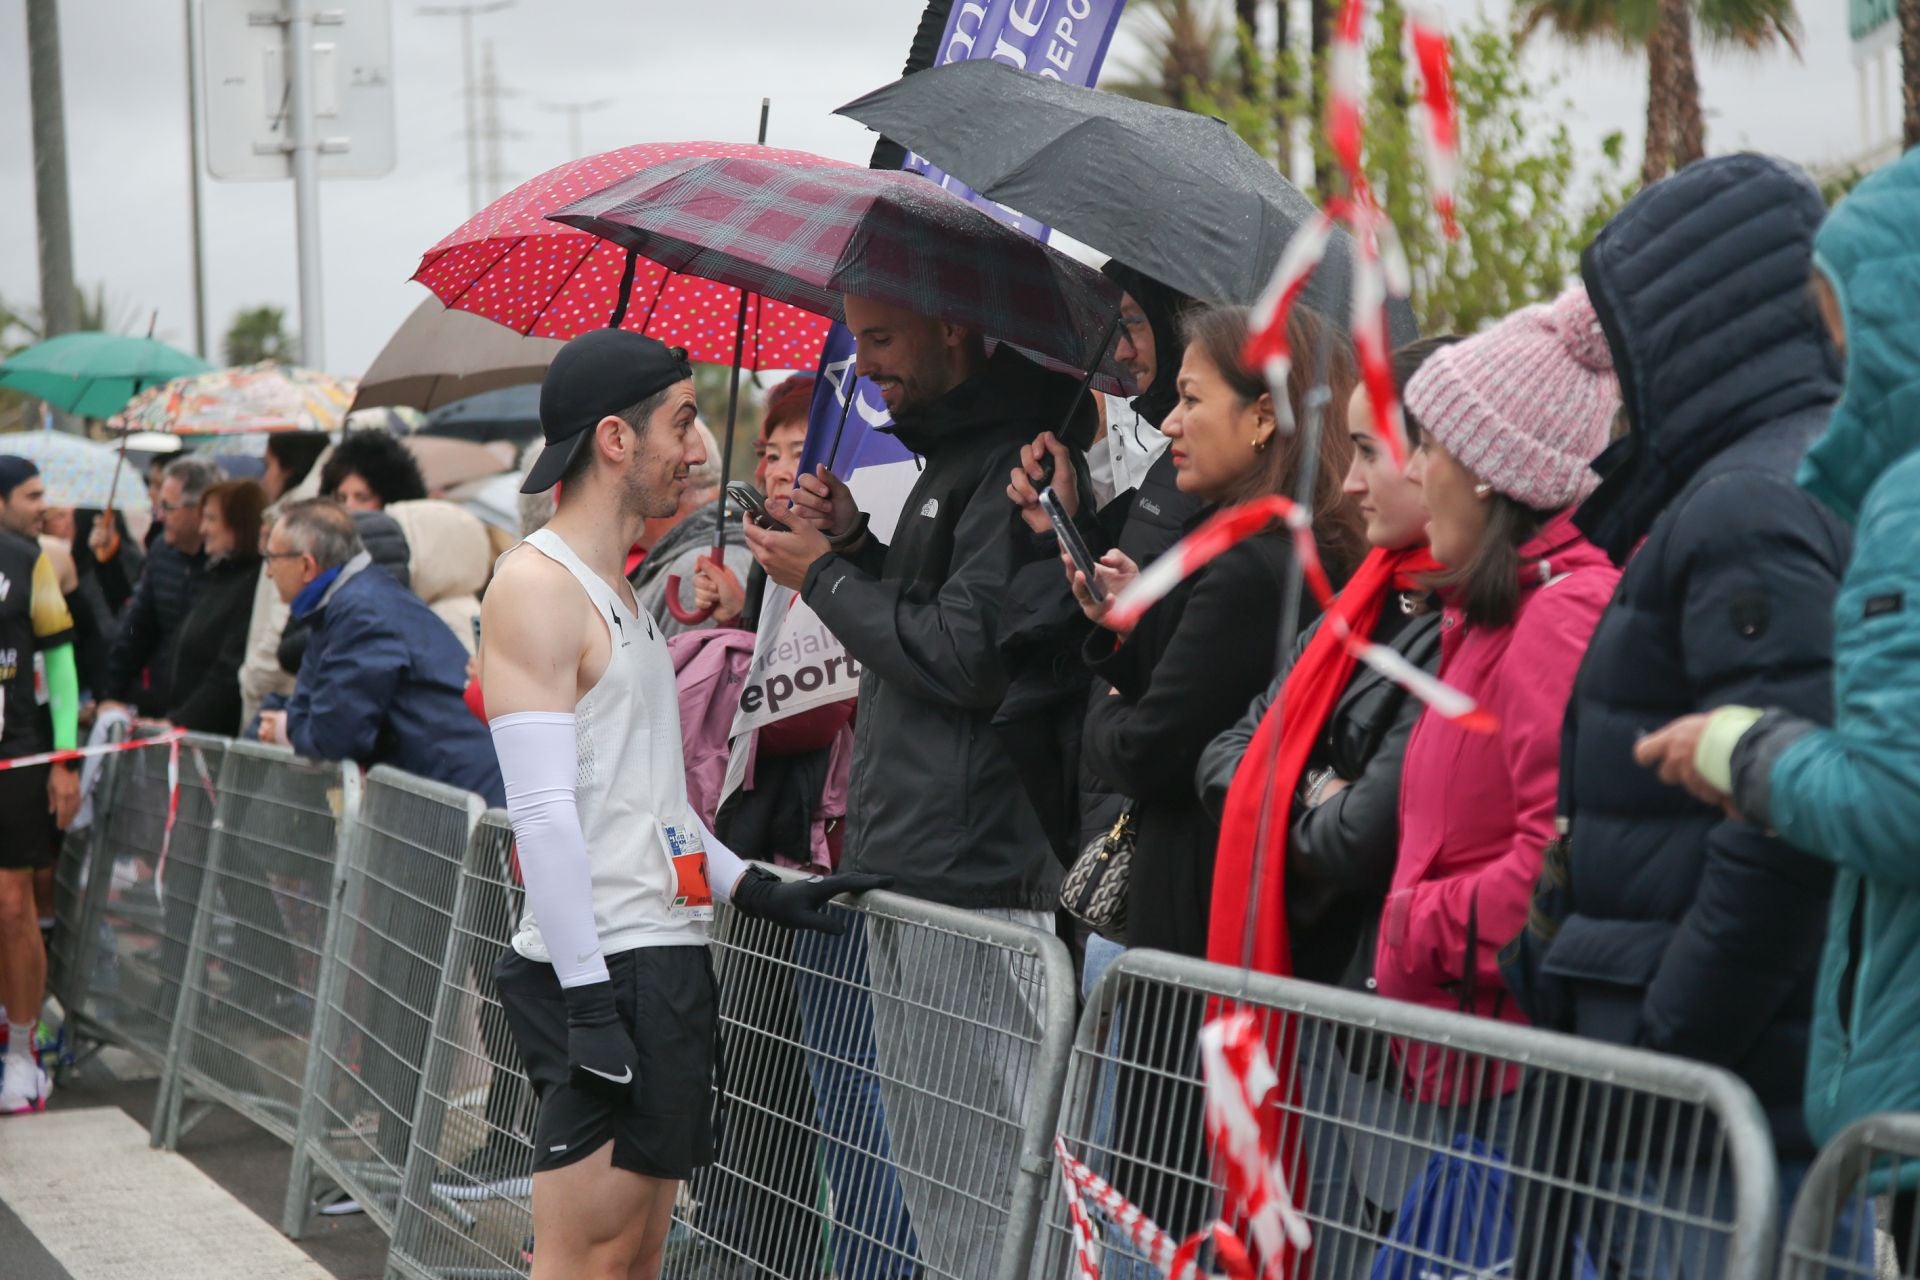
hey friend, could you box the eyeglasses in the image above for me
[262,550,306,562]
[1118,312,1150,332]
[155,500,195,514]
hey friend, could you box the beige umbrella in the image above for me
[401,436,518,495]
[352,296,564,413]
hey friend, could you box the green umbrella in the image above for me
[0,331,212,419]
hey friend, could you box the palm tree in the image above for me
[1519,0,1800,184]
[1105,0,1236,108]
[1903,0,1920,149]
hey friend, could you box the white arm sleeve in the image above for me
[693,811,750,906]
[490,712,607,990]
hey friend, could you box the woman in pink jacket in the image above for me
[1382,285,1623,1105]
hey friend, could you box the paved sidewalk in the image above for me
[0,1054,388,1280]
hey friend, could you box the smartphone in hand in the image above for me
[725,480,792,533]
[1040,487,1104,604]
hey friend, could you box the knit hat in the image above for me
[1404,285,1620,511]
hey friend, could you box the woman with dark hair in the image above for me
[319,432,427,511]
[161,480,267,734]
[1199,335,1463,988]
[1068,304,1359,1265]
[1381,287,1621,1091]
[263,430,331,503]
[1070,303,1363,960]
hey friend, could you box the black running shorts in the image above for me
[0,764,57,870]
[494,945,719,1181]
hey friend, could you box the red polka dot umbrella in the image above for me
[412,141,847,370]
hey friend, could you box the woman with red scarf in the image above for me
[1199,337,1460,990]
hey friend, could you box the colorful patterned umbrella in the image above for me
[109,362,356,435]
[0,430,150,512]
[413,141,845,370]
[0,332,212,419]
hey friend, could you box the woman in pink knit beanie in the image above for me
[1375,285,1625,1110]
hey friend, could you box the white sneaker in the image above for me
[0,1054,50,1115]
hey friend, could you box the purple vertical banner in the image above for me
[799,0,1130,481]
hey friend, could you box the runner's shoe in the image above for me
[432,1139,533,1202]
[0,1055,51,1115]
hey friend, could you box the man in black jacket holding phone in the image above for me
[743,288,1093,1280]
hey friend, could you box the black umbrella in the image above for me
[837,59,1416,342]
[422,384,543,444]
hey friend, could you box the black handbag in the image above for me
[1059,807,1135,940]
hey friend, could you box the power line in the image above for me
[475,39,522,202]
[417,0,513,213]
[537,97,613,161]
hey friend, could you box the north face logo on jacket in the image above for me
[919,498,939,519]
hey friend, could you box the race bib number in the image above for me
[660,821,714,922]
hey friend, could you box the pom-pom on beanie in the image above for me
[1404,285,1620,511]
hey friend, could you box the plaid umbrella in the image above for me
[549,155,1128,384]
[109,362,356,435]
[412,141,845,370]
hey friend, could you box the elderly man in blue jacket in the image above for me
[257,497,504,807]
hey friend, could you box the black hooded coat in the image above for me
[1527,154,1852,1158]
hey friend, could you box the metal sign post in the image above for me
[286,0,327,368]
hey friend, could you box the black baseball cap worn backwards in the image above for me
[522,329,693,494]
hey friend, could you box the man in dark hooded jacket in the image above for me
[744,289,1095,1280]
[1517,153,1851,1273]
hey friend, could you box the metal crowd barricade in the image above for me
[664,884,1077,1280]
[153,739,360,1153]
[1039,948,1782,1280]
[46,725,131,1049]
[283,767,484,1238]
[53,731,226,1070]
[1778,1113,1920,1278]
[387,812,536,1280]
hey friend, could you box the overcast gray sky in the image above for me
[0,0,1866,379]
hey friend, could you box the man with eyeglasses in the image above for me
[101,456,222,719]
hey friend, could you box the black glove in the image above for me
[561,980,638,1104]
[730,867,892,934]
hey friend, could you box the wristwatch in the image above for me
[1303,766,1339,808]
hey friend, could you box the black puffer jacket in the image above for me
[803,347,1090,911]
[104,538,206,715]
[1536,154,1851,1158]
[1196,599,1441,989]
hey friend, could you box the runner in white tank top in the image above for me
[479,331,883,1280]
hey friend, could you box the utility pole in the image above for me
[475,39,517,201]
[183,0,209,358]
[419,0,513,213]
[538,97,612,160]
[25,0,77,343]
[286,0,326,367]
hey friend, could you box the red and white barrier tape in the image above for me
[1103,497,1495,731]
[0,730,185,772]
[1055,1013,1312,1279]
[1408,3,1462,239]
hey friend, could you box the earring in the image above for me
[1473,483,1493,498]
[1252,434,1269,453]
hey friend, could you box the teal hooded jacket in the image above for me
[1759,147,1920,1145]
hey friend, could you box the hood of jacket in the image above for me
[1797,148,1920,525]
[1102,260,1191,428]
[387,499,490,605]
[1575,153,1843,561]
[885,346,1096,457]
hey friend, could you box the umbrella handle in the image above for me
[664,549,725,625]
